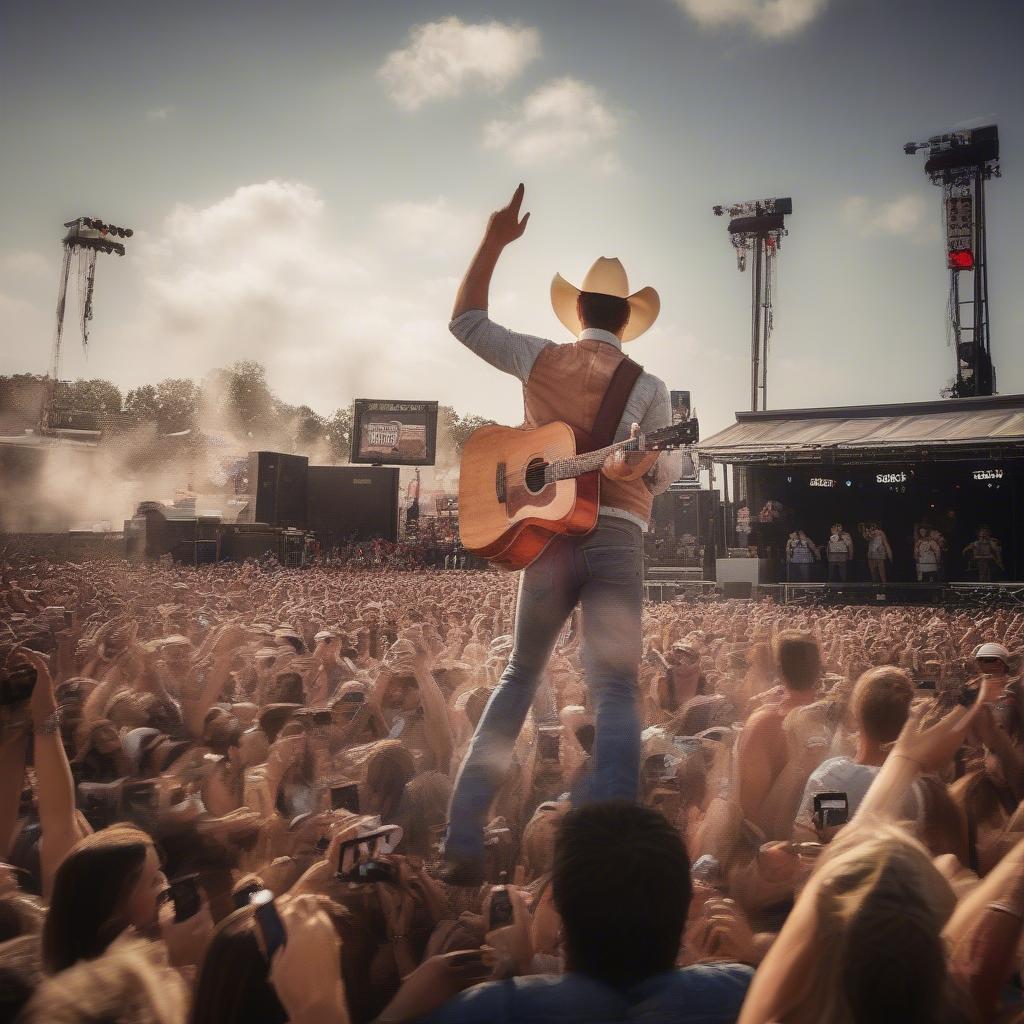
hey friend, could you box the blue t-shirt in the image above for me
[419,964,753,1024]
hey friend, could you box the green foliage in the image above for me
[1,370,491,465]
[325,406,353,463]
[438,405,495,464]
[58,378,123,415]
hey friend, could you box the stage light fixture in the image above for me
[125,228,134,238]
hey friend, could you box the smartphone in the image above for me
[64,609,74,628]
[0,664,37,707]
[232,880,262,910]
[917,678,937,691]
[352,859,397,885]
[489,886,514,929]
[251,889,287,959]
[537,728,560,762]
[330,782,360,814]
[813,791,849,829]
[673,736,703,757]
[167,875,202,923]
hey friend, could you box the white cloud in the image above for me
[841,194,931,239]
[124,181,505,421]
[672,0,829,39]
[378,17,540,111]
[483,77,620,168]
[145,106,173,120]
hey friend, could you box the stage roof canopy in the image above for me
[698,394,1024,465]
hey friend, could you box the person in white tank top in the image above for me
[866,525,893,585]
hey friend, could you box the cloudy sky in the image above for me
[2,0,1023,437]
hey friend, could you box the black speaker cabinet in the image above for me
[249,452,309,528]
[307,466,399,545]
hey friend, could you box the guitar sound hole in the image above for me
[524,459,548,495]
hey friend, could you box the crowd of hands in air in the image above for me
[1,551,1024,1023]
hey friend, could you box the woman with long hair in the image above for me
[43,826,166,973]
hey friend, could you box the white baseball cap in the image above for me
[975,642,1012,666]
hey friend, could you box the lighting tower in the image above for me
[42,217,133,433]
[713,198,792,412]
[905,125,1000,397]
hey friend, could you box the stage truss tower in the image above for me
[41,217,133,432]
[905,125,1000,398]
[713,198,792,412]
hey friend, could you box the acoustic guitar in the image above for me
[458,419,699,571]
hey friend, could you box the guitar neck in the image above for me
[548,435,647,483]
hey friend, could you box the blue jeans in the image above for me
[828,561,848,583]
[445,516,645,861]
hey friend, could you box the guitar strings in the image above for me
[496,431,688,489]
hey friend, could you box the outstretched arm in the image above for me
[18,650,80,896]
[452,184,530,320]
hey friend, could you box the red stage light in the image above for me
[948,249,974,270]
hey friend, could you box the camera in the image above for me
[0,664,36,707]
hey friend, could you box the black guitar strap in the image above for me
[583,356,645,454]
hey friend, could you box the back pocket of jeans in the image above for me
[583,545,641,584]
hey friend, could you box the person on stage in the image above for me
[963,526,1004,583]
[826,522,854,583]
[785,529,819,583]
[437,185,681,883]
[914,525,942,583]
[866,524,894,585]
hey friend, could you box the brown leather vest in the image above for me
[522,339,653,524]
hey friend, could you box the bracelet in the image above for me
[986,901,1024,921]
[34,708,61,736]
[891,753,924,770]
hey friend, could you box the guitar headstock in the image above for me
[645,418,700,450]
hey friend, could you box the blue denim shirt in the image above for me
[418,964,753,1024]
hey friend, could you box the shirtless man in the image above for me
[735,630,821,839]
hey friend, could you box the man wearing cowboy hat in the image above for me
[440,184,682,883]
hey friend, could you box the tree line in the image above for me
[0,362,492,465]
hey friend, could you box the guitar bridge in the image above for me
[496,462,507,503]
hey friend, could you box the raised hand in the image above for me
[269,895,347,1023]
[485,183,530,248]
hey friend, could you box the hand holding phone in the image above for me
[812,791,849,831]
[167,874,203,923]
[251,889,287,959]
[488,886,514,930]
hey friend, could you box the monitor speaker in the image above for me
[307,466,399,544]
[249,452,309,528]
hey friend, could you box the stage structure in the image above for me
[905,125,1000,398]
[42,217,133,434]
[699,394,1024,589]
[713,197,793,412]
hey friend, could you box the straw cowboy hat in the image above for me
[551,257,660,343]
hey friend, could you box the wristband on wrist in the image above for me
[34,708,61,736]
[891,753,924,770]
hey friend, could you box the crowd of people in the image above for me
[2,553,1024,1022]
[323,525,470,572]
